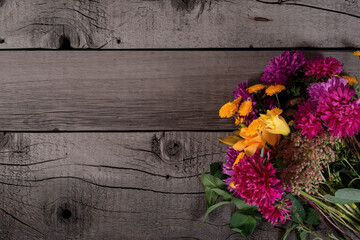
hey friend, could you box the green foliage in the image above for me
[324,188,360,204]
[230,212,257,238]
[304,207,321,225]
[296,229,307,240]
[210,162,228,180]
[287,194,305,223]
[201,167,260,236]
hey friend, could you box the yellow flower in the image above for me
[342,76,358,85]
[260,110,290,136]
[270,108,283,115]
[265,85,286,96]
[232,119,281,156]
[238,100,253,117]
[247,84,265,94]
[353,51,360,57]
[244,118,265,137]
[219,97,242,118]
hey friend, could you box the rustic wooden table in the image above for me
[0,1,359,239]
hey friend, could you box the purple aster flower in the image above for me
[222,147,240,176]
[233,80,253,101]
[222,147,242,195]
[260,51,305,85]
[304,56,343,78]
[317,84,360,137]
[294,101,323,138]
[307,76,348,103]
[264,97,278,110]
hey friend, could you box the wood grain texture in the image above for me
[0,131,291,240]
[0,50,358,131]
[0,0,359,49]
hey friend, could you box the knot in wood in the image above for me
[171,0,197,12]
[56,203,76,223]
[165,140,181,157]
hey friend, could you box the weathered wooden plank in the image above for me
[0,50,358,131]
[0,0,359,49]
[0,131,288,240]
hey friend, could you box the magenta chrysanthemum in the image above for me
[260,51,305,85]
[259,199,292,225]
[317,85,360,137]
[232,150,283,207]
[304,56,343,78]
[294,101,323,138]
[307,76,348,103]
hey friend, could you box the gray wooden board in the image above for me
[0,50,358,131]
[0,131,296,240]
[0,0,360,49]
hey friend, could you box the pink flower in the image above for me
[259,198,292,225]
[317,85,360,137]
[294,101,323,138]
[304,56,343,78]
[232,150,283,207]
[307,76,348,103]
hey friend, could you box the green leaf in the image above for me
[204,188,219,207]
[287,194,305,223]
[281,223,297,240]
[304,207,321,225]
[210,162,228,180]
[232,198,258,215]
[230,212,257,238]
[202,200,231,223]
[296,229,307,240]
[324,188,360,204]
[212,188,233,201]
[201,173,226,190]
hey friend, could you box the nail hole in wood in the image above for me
[166,174,170,179]
[58,35,72,50]
[0,39,4,44]
[116,38,121,44]
[61,209,72,219]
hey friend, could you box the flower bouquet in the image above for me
[201,51,360,239]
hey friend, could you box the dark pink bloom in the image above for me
[260,51,305,85]
[232,150,283,207]
[317,85,360,137]
[307,76,347,103]
[259,199,292,225]
[304,56,343,78]
[294,101,323,138]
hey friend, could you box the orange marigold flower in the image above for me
[353,51,360,56]
[232,118,281,156]
[247,84,265,94]
[342,76,358,85]
[238,100,253,117]
[265,85,286,96]
[219,97,242,118]
[270,108,283,115]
